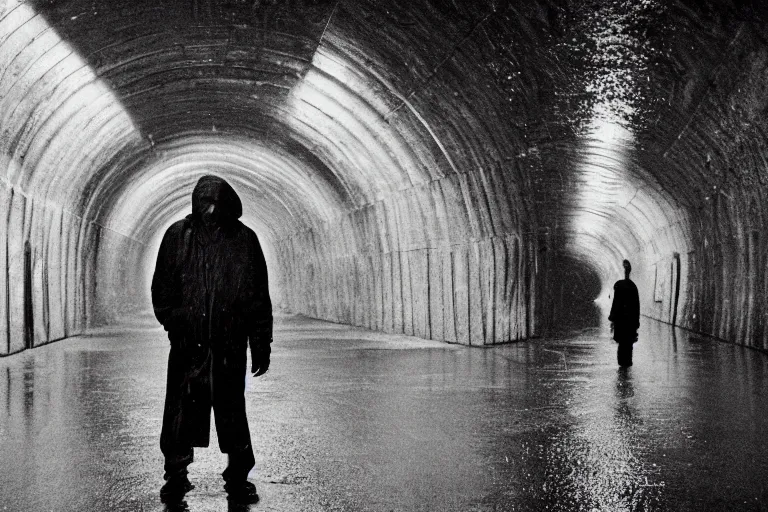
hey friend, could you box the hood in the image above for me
[191,175,243,222]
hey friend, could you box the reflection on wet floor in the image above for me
[0,313,767,511]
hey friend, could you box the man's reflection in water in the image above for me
[614,367,637,457]
[612,367,641,504]
[163,498,253,511]
[163,500,189,512]
[615,367,635,404]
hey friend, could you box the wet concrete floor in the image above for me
[1,312,767,511]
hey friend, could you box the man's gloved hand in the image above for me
[250,343,271,377]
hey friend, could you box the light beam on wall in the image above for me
[567,112,642,292]
[0,2,141,211]
[285,44,433,206]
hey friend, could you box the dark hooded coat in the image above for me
[152,175,272,454]
[608,279,640,343]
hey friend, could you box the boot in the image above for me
[160,475,195,502]
[224,480,260,504]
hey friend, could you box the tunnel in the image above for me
[3,1,768,510]
[2,0,767,354]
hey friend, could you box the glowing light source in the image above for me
[567,113,640,275]
[568,108,689,319]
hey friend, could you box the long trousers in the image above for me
[161,344,256,482]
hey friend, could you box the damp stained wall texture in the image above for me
[0,2,146,354]
[1,0,768,354]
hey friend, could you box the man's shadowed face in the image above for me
[199,194,221,226]
[195,182,224,226]
[191,175,243,227]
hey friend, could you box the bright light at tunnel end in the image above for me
[568,107,640,287]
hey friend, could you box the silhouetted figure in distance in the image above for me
[608,260,640,367]
[152,175,272,505]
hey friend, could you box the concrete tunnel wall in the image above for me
[2,0,768,355]
[272,37,540,343]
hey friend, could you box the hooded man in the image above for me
[151,175,272,504]
[608,259,640,367]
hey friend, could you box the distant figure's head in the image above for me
[192,175,243,226]
[623,259,631,278]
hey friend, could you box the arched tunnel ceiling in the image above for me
[2,0,768,293]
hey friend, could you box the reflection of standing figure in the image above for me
[609,260,640,367]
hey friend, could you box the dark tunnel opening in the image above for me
[23,241,33,350]
[545,255,603,333]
